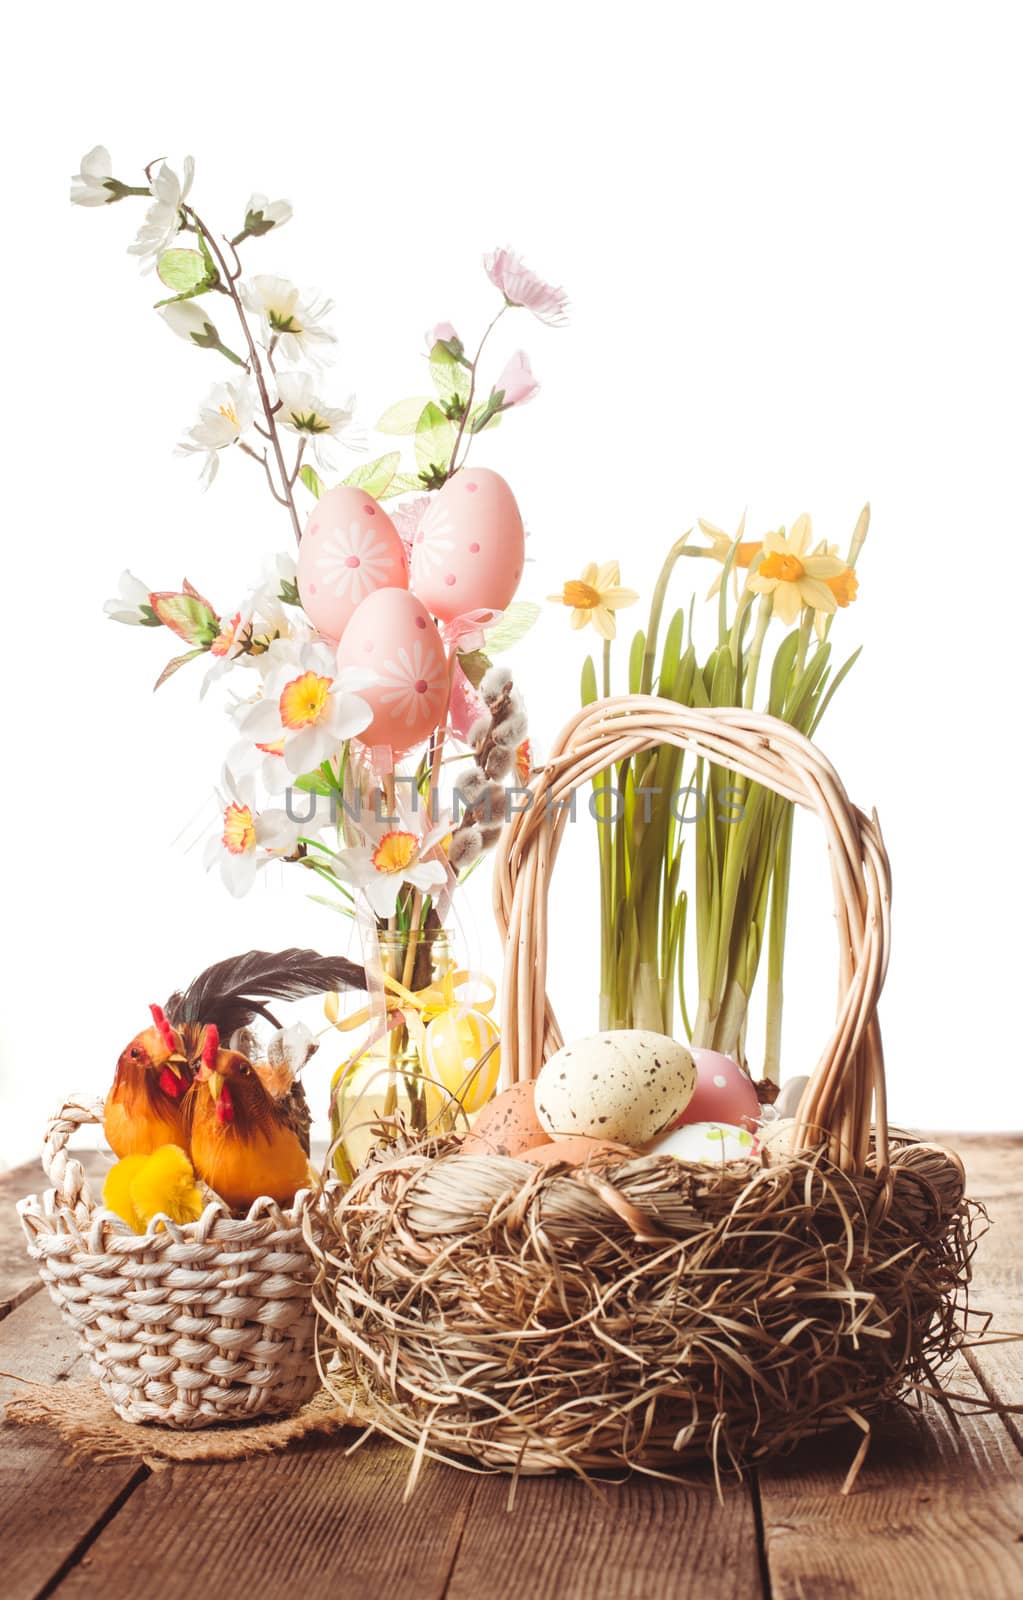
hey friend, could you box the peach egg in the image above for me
[335,587,449,753]
[669,1048,761,1133]
[410,467,525,623]
[520,1136,635,1168]
[460,1080,549,1158]
[298,487,407,642]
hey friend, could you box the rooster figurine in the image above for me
[104,948,365,1169]
[187,1026,313,1211]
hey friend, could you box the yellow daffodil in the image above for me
[812,541,860,638]
[548,561,639,640]
[746,516,845,626]
[697,515,763,599]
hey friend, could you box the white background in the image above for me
[3,1,1021,1170]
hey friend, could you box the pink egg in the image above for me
[298,487,407,641]
[670,1049,761,1133]
[411,468,524,623]
[335,588,449,752]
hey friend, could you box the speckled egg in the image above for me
[335,588,449,752]
[758,1116,796,1162]
[423,1009,501,1115]
[648,1120,759,1164]
[460,1080,549,1158]
[534,1031,696,1145]
[520,1136,635,1168]
[670,1048,761,1133]
[298,487,408,642]
[410,467,524,623]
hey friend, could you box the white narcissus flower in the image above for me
[241,193,293,235]
[241,647,377,774]
[160,300,221,350]
[203,771,303,898]
[71,145,114,206]
[104,570,153,624]
[240,275,336,365]
[175,378,256,489]
[274,370,361,470]
[128,157,195,269]
[331,824,449,920]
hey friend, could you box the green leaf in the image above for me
[157,248,211,294]
[153,647,204,691]
[484,602,541,654]
[809,645,862,734]
[468,401,502,433]
[628,629,646,695]
[767,630,801,717]
[342,452,400,499]
[581,655,598,707]
[149,591,219,646]
[429,342,471,408]
[658,608,686,699]
[299,465,325,499]
[377,398,432,435]
[415,401,457,479]
[379,472,423,500]
[293,770,335,796]
[456,649,492,689]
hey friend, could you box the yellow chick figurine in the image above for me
[103,1144,204,1232]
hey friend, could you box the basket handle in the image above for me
[493,698,891,1175]
[41,1096,107,1219]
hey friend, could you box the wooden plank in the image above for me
[445,1471,762,1600]
[49,1436,477,1600]
[952,1134,1023,1451]
[0,1290,145,1600]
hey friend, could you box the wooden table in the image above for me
[2,1135,1021,1600]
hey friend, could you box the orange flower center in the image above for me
[279,670,331,730]
[759,551,805,583]
[827,568,859,607]
[562,580,601,609]
[256,738,286,757]
[222,803,256,856]
[371,831,418,875]
[210,612,241,657]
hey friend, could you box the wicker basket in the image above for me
[18,1097,323,1428]
[311,700,976,1479]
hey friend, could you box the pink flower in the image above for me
[495,350,539,408]
[390,494,432,564]
[483,247,569,326]
[425,321,459,352]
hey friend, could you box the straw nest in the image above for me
[309,1133,979,1482]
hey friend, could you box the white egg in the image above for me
[774,1075,811,1119]
[533,1030,696,1145]
[649,1120,759,1164]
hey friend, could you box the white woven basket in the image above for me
[18,1096,324,1429]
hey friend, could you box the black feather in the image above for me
[165,948,367,1038]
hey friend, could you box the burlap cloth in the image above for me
[5,1380,367,1468]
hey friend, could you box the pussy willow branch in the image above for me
[187,206,303,547]
[446,304,507,476]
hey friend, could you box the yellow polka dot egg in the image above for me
[423,1008,501,1114]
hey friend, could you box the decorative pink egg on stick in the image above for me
[669,1048,761,1133]
[411,467,525,623]
[298,486,408,642]
[335,587,449,753]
